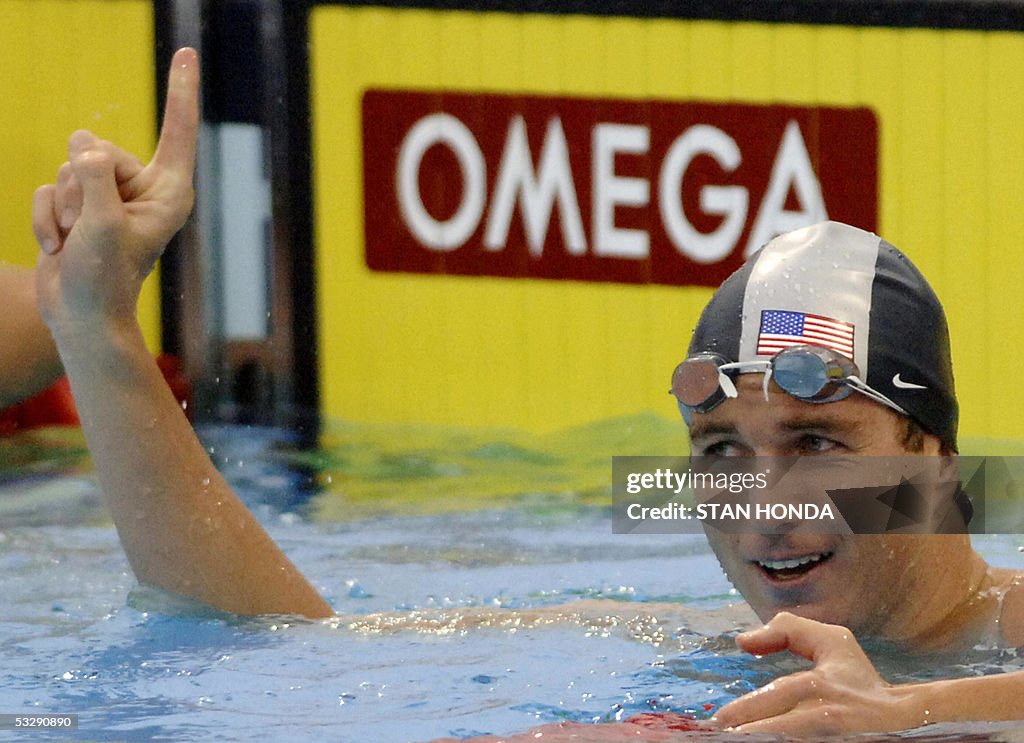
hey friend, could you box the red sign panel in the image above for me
[362,90,877,287]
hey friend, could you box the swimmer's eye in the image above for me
[796,434,841,454]
[695,440,751,458]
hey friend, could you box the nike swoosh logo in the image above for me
[892,374,927,390]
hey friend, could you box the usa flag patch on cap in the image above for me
[756,309,855,359]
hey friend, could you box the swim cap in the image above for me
[688,221,958,452]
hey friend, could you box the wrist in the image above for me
[47,313,145,356]
[893,679,953,729]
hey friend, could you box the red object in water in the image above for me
[0,353,191,435]
[624,713,719,732]
[431,713,722,742]
[0,375,79,433]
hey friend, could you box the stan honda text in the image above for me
[625,502,836,521]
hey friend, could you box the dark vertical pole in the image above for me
[155,0,216,418]
[280,1,320,442]
[155,0,180,357]
[155,0,319,437]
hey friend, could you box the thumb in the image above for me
[68,130,124,237]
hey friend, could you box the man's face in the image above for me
[688,374,959,639]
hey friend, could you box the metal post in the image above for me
[156,0,317,433]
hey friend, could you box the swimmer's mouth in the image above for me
[754,552,833,581]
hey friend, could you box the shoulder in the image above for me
[993,569,1024,647]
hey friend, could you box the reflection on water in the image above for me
[0,419,1023,741]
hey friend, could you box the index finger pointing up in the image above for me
[152,47,200,176]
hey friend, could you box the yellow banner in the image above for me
[0,0,160,349]
[310,6,1024,444]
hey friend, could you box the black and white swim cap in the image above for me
[688,221,958,451]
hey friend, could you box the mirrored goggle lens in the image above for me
[771,347,852,402]
[671,357,723,409]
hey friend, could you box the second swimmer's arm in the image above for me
[0,264,62,408]
[51,315,332,617]
[33,49,332,619]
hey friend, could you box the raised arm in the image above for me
[32,48,332,618]
[0,264,62,408]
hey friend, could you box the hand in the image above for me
[712,612,920,736]
[32,47,199,334]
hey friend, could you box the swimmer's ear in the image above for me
[919,428,958,482]
[918,429,959,483]
[938,443,958,476]
[938,447,973,534]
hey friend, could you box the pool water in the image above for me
[2,418,1024,742]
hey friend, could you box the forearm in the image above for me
[0,265,62,407]
[902,671,1024,725]
[52,318,333,618]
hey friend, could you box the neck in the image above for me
[883,547,998,652]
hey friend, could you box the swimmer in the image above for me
[0,264,62,408]
[33,48,1024,736]
[674,221,1024,733]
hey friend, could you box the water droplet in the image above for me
[346,580,372,599]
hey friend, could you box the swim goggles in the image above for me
[670,345,909,422]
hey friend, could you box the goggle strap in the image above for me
[718,369,739,399]
[845,375,909,416]
[762,366,773,402]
